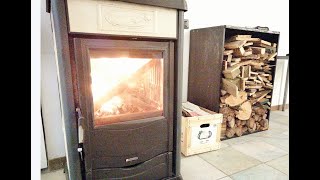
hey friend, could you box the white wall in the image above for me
[41,1,66,160]
[182,0,289,102]
[271,59,289,106]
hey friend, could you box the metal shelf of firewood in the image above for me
[187,25,279,140]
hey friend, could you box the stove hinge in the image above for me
[76,107,84,161]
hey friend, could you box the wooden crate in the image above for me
[181,107,223,156]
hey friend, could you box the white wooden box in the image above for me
[181,107,223,156]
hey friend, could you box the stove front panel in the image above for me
[73,39,174,176]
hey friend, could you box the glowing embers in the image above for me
[90,57,164,125]
[90,58,151,103]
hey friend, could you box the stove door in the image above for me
[74,39,174,174]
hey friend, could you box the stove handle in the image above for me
[76,108,84,144]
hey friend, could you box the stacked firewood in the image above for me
[219,35,277,138]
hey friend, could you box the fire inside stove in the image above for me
[90,52,164,126]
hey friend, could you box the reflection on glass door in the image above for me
[89,50,164,127]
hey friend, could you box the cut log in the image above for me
[243,66,251,78]
[241,120,247,126]
[259,98,269,105]
[272,43,277,47]
[220,104,227,108]
[228,35,252,41]
[225,91,247,107]
[220,96,227,103]
[241,54,260,60]
[247,118,255,128]
[221,89,227,96]
[223,60,228,70]
[254,79,262,84]
[260,76,270,83]
[253,106,267,116]
[226,128,236,138]
[240,78,246,91]
[237,101,252,120]
[267,52,277,60]
[235,126,243,137]
[248,123,257,133]
[225,54,233,62]
[252,91,270,105]
[254,39,272,46]
[255,90,271,98]
[224,40,247,49]
[254,114,260,121]
[219,107,236,117]
[243,42,253,47]
[246,85,262,89]
[223,68,241,79]
[235,119,241,126]
[242,126,248,133]
[260,44,277,53]
[227,118,235,128]
[231,58,241,62]
[263,113,267,120]
[266,95,271,98]
[259,119,268,128]
[256,122,261,130]
[251,47,266,55]
[243,50,252,56]
[260,53,269,60]
[224,50,234,55]
[222,78,239,97]
[233,47,246,56]
[247,38,261,42]
[250,61,264,67]
[245,81,256,85]
[227,116,234,122]
[229,62,239,66]
[257,75,266,86]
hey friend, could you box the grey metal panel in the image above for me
[50,0,82,179]
[173,10,184,177]
[188,26,225,112]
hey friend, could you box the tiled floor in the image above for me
[181,109,289,180]
[41,110,288,180]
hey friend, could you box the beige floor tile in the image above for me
[282,131,289,136]
[271,110,289,117]
[220,142,229,149]
[246,129,288,139]
[231,164,288,180]
[232,141,287,162]
[218,176,233,180]
[41,169,66,180]
[181,155,227,180]
[266,155,289,175]
[198,147,261,175]
[261,137,289,152]
[222,136,252,146]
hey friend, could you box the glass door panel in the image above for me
[89,49,164,127]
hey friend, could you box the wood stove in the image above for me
[48,0,187,179]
